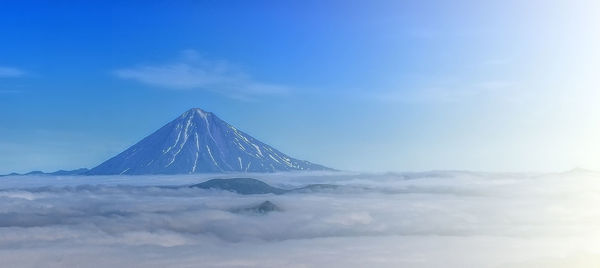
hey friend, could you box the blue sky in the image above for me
[1,0,599,173]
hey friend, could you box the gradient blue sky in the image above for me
[1,0,599,174]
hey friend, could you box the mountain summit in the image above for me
[88,108,330,175]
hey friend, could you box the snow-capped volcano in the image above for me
[88,108,330,175]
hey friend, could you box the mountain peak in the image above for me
[88,108,331,175]
[182,108,211,118]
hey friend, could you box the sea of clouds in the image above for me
[1,170,599,267]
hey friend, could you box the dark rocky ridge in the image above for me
[189,177,343,195]
[232,201,282,214]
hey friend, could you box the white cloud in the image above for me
[0,89,22,94]
[0,66,25,77]
[114,50,290,100]
[370,79,519,103]
[0,171,599,267]
[482,59,512,66]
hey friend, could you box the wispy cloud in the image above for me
[370,79,519,103]
[482,58,512,66]
[0,89,22,94]
[0,66,25,78]
[114,50,290,100]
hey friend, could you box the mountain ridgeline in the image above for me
[189,178,342,195]
[87,108,330,175]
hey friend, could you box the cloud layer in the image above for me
[0,171,599,267]
[115,50,289,100]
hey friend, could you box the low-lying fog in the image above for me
[1,171,599,267]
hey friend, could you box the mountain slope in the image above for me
[87,108,331,175]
